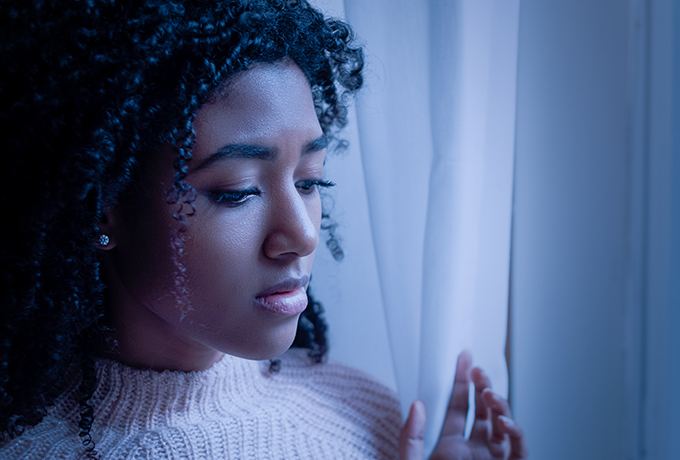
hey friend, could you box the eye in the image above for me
[207,188,261,207]
[296,179,335,195]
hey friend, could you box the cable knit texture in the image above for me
[1,349,401,459]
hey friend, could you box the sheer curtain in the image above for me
[310,0,521,455]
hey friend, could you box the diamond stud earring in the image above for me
[98,234,110,246]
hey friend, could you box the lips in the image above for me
[255,276,309,316]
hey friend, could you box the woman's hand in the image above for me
[399,350,527,460]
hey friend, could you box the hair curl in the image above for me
[0,0,363,453]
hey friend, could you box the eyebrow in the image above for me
[192,134,329,171]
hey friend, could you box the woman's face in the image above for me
[103,61,325,371]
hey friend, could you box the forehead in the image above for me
[191,61,322,159]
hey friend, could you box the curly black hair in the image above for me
[0,0,363,454]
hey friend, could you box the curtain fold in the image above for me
[342,0,520,454]
[344,0,433,419]
[308,0,520,455]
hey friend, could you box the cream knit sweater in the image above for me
[1,349,401,459]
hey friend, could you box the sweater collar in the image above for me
[88,353,269,429]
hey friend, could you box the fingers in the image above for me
[498,415,529,459]
[399,400,426,460]
[435,352,527,459]
[481,388,512,444]
[471,367,491,421]
[468,367,492,442]
[438,350,472,438]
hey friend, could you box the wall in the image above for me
[645,0,677,458]
[511,1,630,458]
[670,0,680,450]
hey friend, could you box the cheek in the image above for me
[189,209,265,260]
[313,198,322,228]
[310,197,323,241]
[182,212,265,299]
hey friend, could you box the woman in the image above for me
[0,0,526,458]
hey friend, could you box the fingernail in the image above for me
[414,400,425,414]
[412,400,426,419]
[485,390,500,404]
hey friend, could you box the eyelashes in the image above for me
[297,179,335,194]
[208,180,335,207]
[208,188,261,207]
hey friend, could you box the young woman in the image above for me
[0,1,527,458]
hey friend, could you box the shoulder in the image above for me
[277,348,400,409]
[0,352,403,459]
[0,377,83,460]
[266,348,402,459]
[0,411,82,460]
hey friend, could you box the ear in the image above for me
[96,208,118,250]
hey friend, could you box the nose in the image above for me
[263,187,320,261]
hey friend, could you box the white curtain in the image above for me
[310,0,520,455]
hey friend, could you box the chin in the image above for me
[241,340,295,361]
[222,320,299,361]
